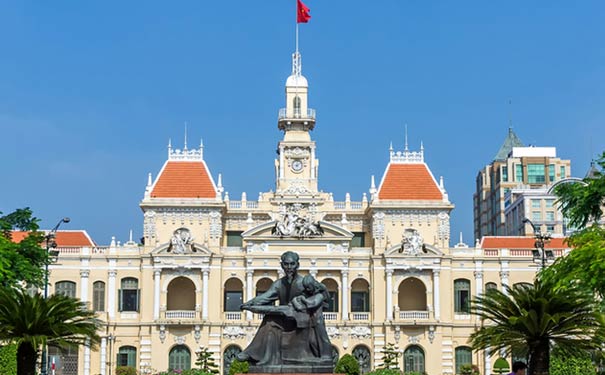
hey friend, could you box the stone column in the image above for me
[107,270,117,319]
[474,271,484,296]
[246,271,254,320]
[386,270,393,320]
[80,270,90,303]
[341,270,349,321]
[202,269,209,320]
[83,339,91,375]
[484,347,491,375]
[153,269,161,320]
[100,337,107,375]
[500,270,510,295]
[433,269,441,321]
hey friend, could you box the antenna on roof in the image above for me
[404,124,409,151]
[508,99,513,129]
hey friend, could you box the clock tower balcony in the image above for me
[278,108,316,131]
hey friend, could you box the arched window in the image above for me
[55,281,76,298]
[256,278,273,297]
[117,346,137,368]
[513,282,533,290]
[167,277,196,311]
[224,278,243,312]
[351,279,370,312]
[93,281,105,312]
[403,345,425,373]
[321,278,339,312]
[455,346,472,374]
[169,345,191,371]
[398,277,427,311]
[485,282,498,291]
[223,345,242,375]
[454,279,471,313]
[119,278,140,312]
[352,345,371,374]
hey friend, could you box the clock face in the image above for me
[291,160,303,172]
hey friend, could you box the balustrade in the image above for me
[398,310,429,320]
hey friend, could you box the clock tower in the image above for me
[275,51,319,196]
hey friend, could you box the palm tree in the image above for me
[469,277,605,375]
[0,286,101,375]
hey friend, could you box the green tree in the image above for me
[379,343,400,370]
[335,354,360,375]
[0,344,17,375]
[228,359,249,375]
[0,208,48,288]
[0,286,101,375]
[550,348,596,375]
[469,279,605,375]
[195,346,219,374]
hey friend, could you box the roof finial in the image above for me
[200,138,204,159]
[147,173,152,187]
[129,229,133,243]
[168,138,172,149]
[508,98,513,128]
[389,141,393,153]
[404,124,409,151]
[184,122,188,150]
[420,141,424,151]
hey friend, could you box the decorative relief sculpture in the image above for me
[272,206,324,238]
[399,228,426,255]
[167,228,195,254]
[349,326,371,339]
[237,251,333,373]
[223,326,246,340]
[372,212,385,240]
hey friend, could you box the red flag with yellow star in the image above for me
[297,0,311,23]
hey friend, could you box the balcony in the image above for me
[350,312,370,321]
[224,312,243,321]
[278,108,316,121]
[164,310,196,320]
[322,312,338,321]
[398,310,430,320]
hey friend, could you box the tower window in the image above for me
[293,96,301,116]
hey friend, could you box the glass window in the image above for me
[352,345,371,374]
[454,279,471,313]
[55,281,76,298]
[455,347,472,374]
[223,346,242,375]
[119,278,139,312]
[545,199,554,208]
[532,211,542,222]
[531,199,541,208]
[224,291,243,312]
[351,291,369,312]
[549,164,555,182]
[93,281,105,312]
[501,166,508,182]
[226,231,243,247]
[326,291,339,312]
[527,164,546,184]
[404,345,425,373]
[515,164,523,182]
[485,282,497,291]
[546,211,555,221]
[546,225,555,233]
[169,345,191,371]
[117,346,137,368]
[560,166,566,179]
[351,232,365,247]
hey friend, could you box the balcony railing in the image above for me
[165,310,196,319]
[228,201,259,209]
[225,312,242,321]
[323,312,338,321]
[398,310,429,320]
[351,312,370,321]
[278,108,316,120]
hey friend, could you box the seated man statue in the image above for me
[237,251,333,373]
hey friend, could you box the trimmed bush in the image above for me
[335,354,360,375]
[228,359,249,375]
[116,366,138,375]
[0,344,17,375]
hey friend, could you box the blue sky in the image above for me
[2,1,604,245]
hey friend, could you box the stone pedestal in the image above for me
[248,364,333,374]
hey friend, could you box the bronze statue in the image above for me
[237,251,333,373]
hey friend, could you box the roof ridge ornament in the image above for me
[390,143,424,163]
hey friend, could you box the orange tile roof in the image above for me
[481,236,569,249]
[151,161,216,198]
[11,230,96,247]
[378,163,443,200]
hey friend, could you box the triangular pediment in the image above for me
[242,220,353,241]
[150,242,213,256]
[384,242,443,257]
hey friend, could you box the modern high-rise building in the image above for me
[20,49,573,375]
[473,130,571,239]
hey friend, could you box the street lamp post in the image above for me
[522,218,554,269]
[40,217,70,375]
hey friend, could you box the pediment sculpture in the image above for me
[167,228,196,254]
[271,209,324,238]
[399,228,426,255]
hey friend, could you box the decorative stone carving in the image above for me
[399,228,425,255]
[159,325,166,343]
[438,211,450,241]
[408,335,420,344]
[174,336,186,345]
[372,212,385,240]
[272,206,323,238]
[223,326,246,340]
[209,210,222,239]
[394,326,401,343]
[194,325,201,343]
[284,147,311,159]
[144,210,157,238]
[327,242,349,253]
[428,326,435,344]
[500,271,510,279]
[349,326,371,339]
[167,228,195,254]
[247,242,268,253]
[282,181,311,195]
[326,326,340,339]
[474,271,484,279]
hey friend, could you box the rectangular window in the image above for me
[501,166,508,182]
[224,291,243,312]
[532,211,542,222]
[546,225,555,233]
[326,291,339,312]
[226,231,243,247]
[549,164,555,182]
[515,164,523,182]
[531,199,541,209]
[527,164,546,184]
[351,291,369,312]
[546,211,555,221]
[351,232,365,247]
[93,281,105,312]
[454,279,471,313]
[560,166,566,179]
[545,199,554,208]
[119,289,140,312]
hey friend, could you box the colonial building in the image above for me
[40,51,571,375]
[474,132,572,238]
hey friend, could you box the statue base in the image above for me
[248,365,334,374]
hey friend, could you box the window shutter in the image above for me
[136,289,141,312]
[118,289,123,312]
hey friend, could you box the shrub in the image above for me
[551,350,596,375]
[116,366,138,375]
[0,344,17,375]
[365,369,402,375]
[228,359,249,375]
[460,364,480,375]
[335,354,360,375]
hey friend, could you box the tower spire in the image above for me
[184,122,188,150]
[404,124,409,151]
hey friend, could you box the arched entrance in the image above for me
[167,277,196,311]
[223,345,242,375]
[169,345,191,371]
